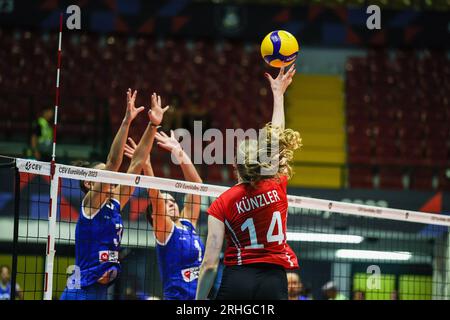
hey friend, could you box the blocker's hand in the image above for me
[148,93,170,126]
[155,130,182,155]
[124,88,145,122]
[124,137,137,159]
[124,137,151,165]
[265,63,296,95]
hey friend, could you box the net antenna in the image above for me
[43,12,63,300]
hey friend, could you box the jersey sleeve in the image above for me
[207,196,225,223]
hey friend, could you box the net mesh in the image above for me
[2,158,450,300]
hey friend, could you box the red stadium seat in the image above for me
[410,168,436,191]
[348,166,374,189]
[348,144,373,165]
[438,170,450,191]
[378,167,405,190]
[374,142,400,166]
[206,165,227,183]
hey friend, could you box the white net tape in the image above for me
[15,158,450,227]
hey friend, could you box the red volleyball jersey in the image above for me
[207,175,298,270]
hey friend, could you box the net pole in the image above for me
[43,13,63,301]
[10,165,21,300]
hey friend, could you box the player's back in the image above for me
[156,219,204,300]
[75,198,124,287]
[208,175,298,269]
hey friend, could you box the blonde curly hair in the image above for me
[235,123,302,186]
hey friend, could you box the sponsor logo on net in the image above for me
[58,165,97,179]
[24,160,43,172]
[431,215,450,223]
[357,206,383,215]
[175,182,208,192]
[181,266,200,282]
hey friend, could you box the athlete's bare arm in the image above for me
[124,137,174,244]
[114,93,169,209]
[196,215,225,300]
[107,89,144,172]
[155,130,203,228]
[83,89,144,216]
[265,64,296,129]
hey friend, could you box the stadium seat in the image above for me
[378,167,405,190]
[348,166,374,189]
[345,49,449,191]
[410,168,436,191]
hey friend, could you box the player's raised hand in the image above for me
[155,130,182,154]
[125,88,145,122]
[124,137,151,165]
[123,137,137,159]
[265,63,296,95]
[148,93,170,126]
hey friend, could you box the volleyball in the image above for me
[260,30,299,68]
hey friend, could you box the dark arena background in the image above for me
[0,0,450,305]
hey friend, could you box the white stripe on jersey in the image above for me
[225,220,242,265]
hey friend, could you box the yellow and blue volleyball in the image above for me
[260,30,299,68]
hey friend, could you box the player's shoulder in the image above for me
[178,219,195,230]
[217,183,247,202]
[255,175,288,190]
[80,197,120,220]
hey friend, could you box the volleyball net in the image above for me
[1,157,450,300]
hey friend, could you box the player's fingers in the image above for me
[278,66,285,77]
[136,106,145,113]
[128,137,137,148]
[162,105,170,113]
[124,144,132,152]
[124,144,134,152]
[157,142,169,149]
[264,72,274,82]
[155,133,166,142]
[288,65,296,76]
[158,95,161,107]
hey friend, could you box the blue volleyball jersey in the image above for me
[0,283,11,300]
[156,219,204,300]
[75,198,123,287]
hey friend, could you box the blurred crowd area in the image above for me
[0,29,272,138]
[0,28,449,189]
[346,49,450,190]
